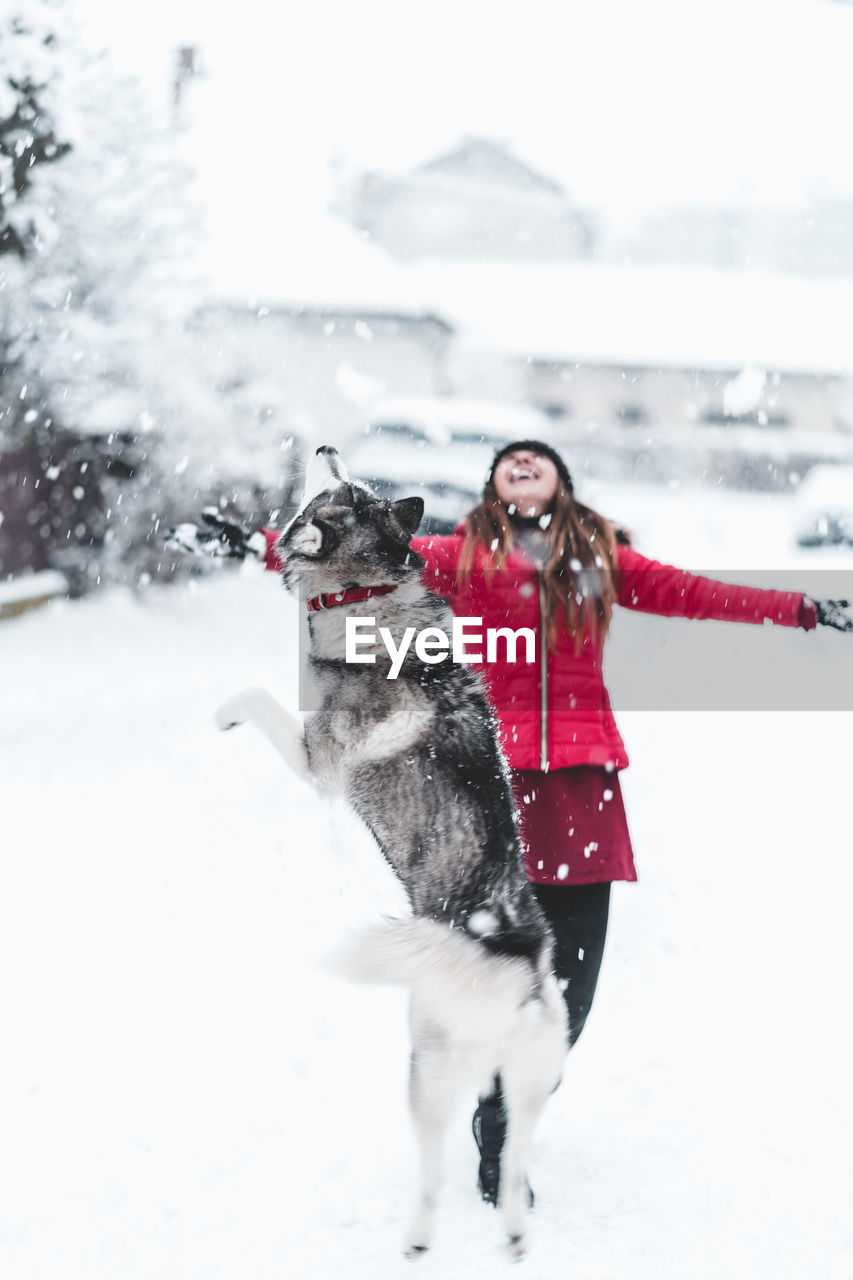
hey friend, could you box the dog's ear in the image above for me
[350,484,372,521]
[390,496,424,537]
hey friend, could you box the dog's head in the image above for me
[276,446,425,597]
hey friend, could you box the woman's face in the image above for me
[492,449,560,518]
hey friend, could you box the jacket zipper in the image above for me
[537,571,549,771]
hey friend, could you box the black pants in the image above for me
[531,881,611,1049]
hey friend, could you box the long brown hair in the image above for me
[457,477,619,652]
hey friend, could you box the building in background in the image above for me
[398,259,853,488]
[341,136,597,263]
[199,248,853,496]
[614,195,853,278]
[198,211,455,450]
[409,261,852,424]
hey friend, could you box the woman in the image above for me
[174,440,852,1205]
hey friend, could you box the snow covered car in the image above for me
[345,395,554,532]
[793,464,853,547]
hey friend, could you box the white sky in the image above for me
[72,0,853,221]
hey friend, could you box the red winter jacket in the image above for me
[260,526,815,772]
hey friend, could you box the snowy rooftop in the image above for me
[360,394,553,440]
[206,221,853,375]
[200,212,431,317]
[410,261,853,375]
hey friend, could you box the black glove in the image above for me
[166,508,258,560]
[815,599,853,633]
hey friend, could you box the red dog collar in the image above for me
[306,583,398,612]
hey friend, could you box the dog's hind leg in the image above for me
[403,1011,467,1260]
[214,687,311,783]
[498,1000,567,1259]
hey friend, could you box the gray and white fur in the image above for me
[215,446,567,1261]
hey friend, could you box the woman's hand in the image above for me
[815,599,853,633]
[166,508,263,560]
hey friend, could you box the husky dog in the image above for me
[215,446,567,1260]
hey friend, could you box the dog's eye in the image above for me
[310,505,349,522]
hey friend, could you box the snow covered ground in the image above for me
[2,483,852,1279]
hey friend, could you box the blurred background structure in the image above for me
[2,0,853,605]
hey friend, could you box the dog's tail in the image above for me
[327,917,547,1037]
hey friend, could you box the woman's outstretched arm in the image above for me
[614,543,816,629]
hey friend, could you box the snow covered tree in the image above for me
[0,0,200,588]
[0,2,71,259]
[0,0,70,475]
[0,1,300,590]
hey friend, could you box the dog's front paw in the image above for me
[214,700,243,732]
[214,687,262,733]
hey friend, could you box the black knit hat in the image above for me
[487,440,573,494]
